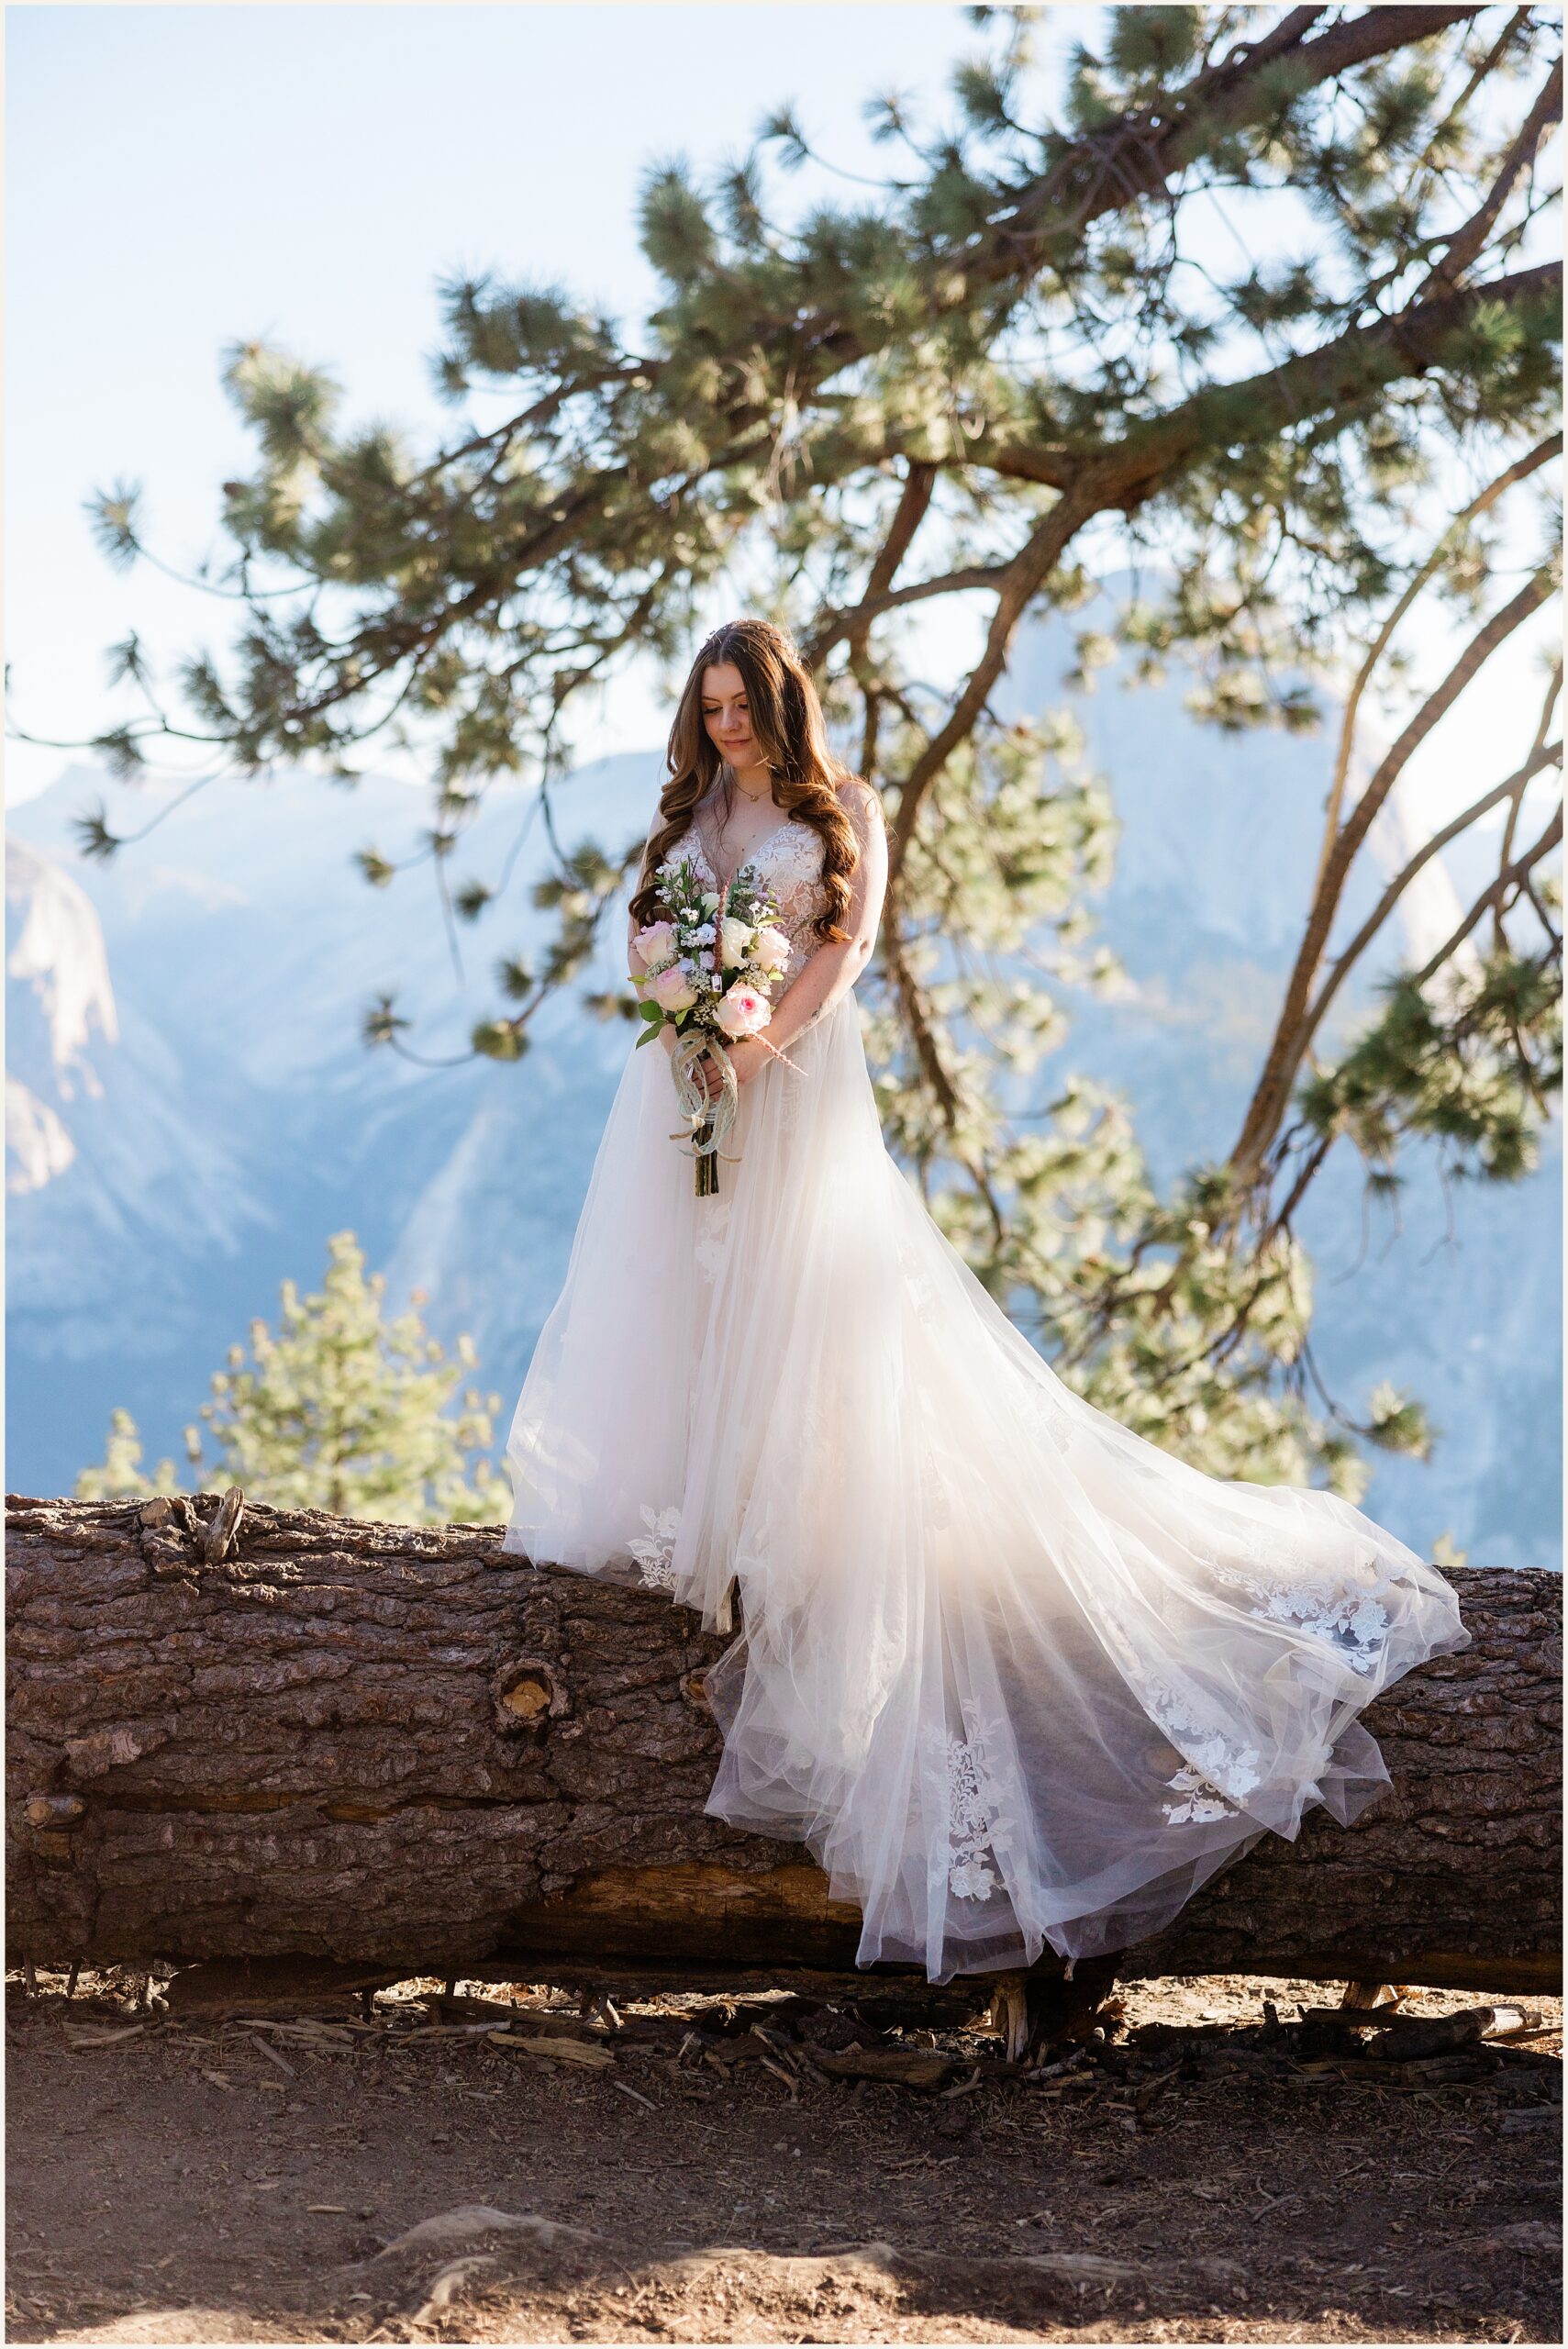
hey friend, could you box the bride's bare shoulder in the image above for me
[834,774,884,835]
[644,798,690,853]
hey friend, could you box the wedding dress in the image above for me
[502,809,1468,1983]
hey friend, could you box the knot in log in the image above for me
[492,1655,570,1733]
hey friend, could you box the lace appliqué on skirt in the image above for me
[1162,1767,1238,1825]
[941,1730,1013,1900]
[1207,1561,1391,1675]
[1141,1672,1262,1826]
[628,1504,682,1593]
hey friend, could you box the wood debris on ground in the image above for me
[6,1963,1560,2343]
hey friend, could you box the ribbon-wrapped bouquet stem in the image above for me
[631,852,793,1197]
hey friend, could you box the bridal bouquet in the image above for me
[631,852,792,1196]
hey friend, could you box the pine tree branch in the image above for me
[1414,803,1565,987]
[879,913,1007,1242]
[1263,1130,1339,1255]
[804,559,1017,668]
[1303,734,1561,1052]
[972,7,1490,296]
[855,462,936,633]
[146,103,1555,769]
[1211,7,1329,81]
[870,272,1559,904]
[1432,6,1535,153]
[882,918,963,1144]
[972,262,1562,495]
[1415,56,1563,299]
[362,2,1496,528]
[884,485,1103,893]
[107,253,1557,786]
[753,8,1490,407]
[1230,564,1560,1182]
[828,460,939,776]
[1496,659,1563,943]
[1314,431,1562,903]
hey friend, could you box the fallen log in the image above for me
[6,1494,1560,1996]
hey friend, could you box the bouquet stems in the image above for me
[695,1117,719,1197]
[668,1033,736,1197]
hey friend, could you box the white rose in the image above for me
[719,916,756,969]
[751,924,790,974]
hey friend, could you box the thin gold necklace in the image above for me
[717,769,774,834]
[702,770,780,889]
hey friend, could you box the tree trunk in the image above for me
[7,1495,1559,1995]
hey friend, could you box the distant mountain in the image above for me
[6,831,268,1347]
[6,640,1559,1566]
[6,752,657,1497]
[7,835,114,1196]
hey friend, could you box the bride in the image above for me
[503,616,1469,1985]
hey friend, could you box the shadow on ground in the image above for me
[6,1969,1560,2344]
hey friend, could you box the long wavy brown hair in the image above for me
[630,618,862,944]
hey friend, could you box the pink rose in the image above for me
[714,981,772,1039]
[751,924,790,974]
[645,961,698,1013]
[633,919,677,972]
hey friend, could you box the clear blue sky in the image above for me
[6,2,996,797]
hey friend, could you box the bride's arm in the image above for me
[730,780,886,1079]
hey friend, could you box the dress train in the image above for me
[502,818,1468,1982]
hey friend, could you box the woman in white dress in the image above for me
[503,617,1468,1986]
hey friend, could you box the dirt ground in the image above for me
[6,1966,1560,2347]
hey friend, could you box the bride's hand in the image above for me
[692,1037,766,1097]
[722,1037,770,1088]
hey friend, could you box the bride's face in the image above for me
[701,663,758,767]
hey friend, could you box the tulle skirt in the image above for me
[502,994,1469,1982]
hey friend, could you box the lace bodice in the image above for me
[670,818,828,985]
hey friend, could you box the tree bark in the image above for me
[6,1494,1559,1995]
